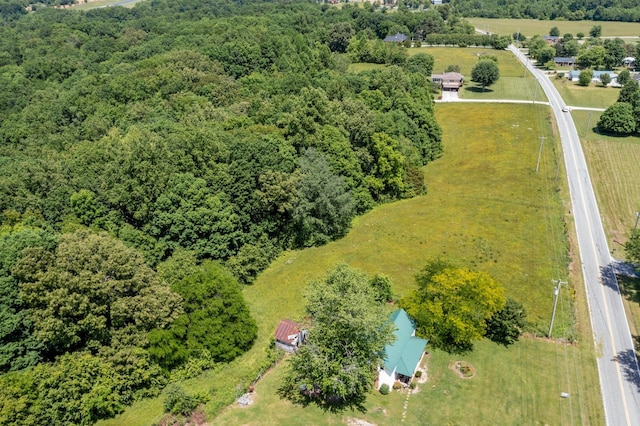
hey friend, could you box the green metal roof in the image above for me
[383,309,428,377]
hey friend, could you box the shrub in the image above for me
[409,381,417,389]
[393,381,402,390]
[163,385,204,416]
[414,370,422,378]
[379,384,390,395]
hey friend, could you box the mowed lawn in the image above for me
[467,18,640,39]
[414,47,547,101]
[214,103,602,425]
[216,338,601,426]
[553,79,620,108]
[101,104,603,425]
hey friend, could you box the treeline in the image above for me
[0,1,448,424]
[449,0,640,22]
[422,33,511,49]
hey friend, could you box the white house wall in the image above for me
[378,366,396,389]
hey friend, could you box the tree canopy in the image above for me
[280,264,394,411]
[400,260,506,353]
[148,261,257,370]
[471,59,500,91]
[597,102,636,135]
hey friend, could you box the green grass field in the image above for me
[461,76,547,101]
[212,103,602,425]
[100,103,603,426]
[416,46,527,77]
[571,110,640,250]
[215,338,601,426]
[467,18,640,39]
[553,79,621,108]
[68,0,143,10]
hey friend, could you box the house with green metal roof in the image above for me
[378,309,428,389]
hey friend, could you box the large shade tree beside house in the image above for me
[400,260,506,354]
[471,59,500,91]
[279,264,394,411]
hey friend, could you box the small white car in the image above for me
[561,106,570,112]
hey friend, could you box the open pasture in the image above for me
[553,79,620,109]
[572,110,640,250]
[467,18,640,39]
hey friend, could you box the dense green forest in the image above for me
[449,0,640,22]
[0,0,468,423]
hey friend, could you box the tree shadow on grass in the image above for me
[278,381,367,414]
[617,274,640,305]
[465,86,495,93]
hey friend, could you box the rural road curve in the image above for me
[508,44,640,426]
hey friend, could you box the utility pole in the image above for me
[634,211,640,230]
[549,279,567,338]
[536,136,546,173]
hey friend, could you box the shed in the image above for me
[274,319,306,353]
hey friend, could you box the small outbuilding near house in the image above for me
[274,319,306,353]
[378,309,427,390]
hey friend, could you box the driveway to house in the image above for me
[508,44,640,426]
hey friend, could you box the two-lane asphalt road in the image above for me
[508,45,640,425]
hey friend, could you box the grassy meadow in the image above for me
[213,103,602,425]
[553,79,620,108]
[68,0,143,10]
[467,18,640,39]
[571,110,640,250]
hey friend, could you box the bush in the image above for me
[393,381,403,390]
[379,384,390,395]
[409,381,417,389]
[414,370,422,378]
[163,385,204,416]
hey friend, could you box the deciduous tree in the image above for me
[148,261,257,369]
[279,264,394,411]
[399,260,506,353]
[484,298,527,346]
[597,102,636,134]
[14,230,182,356]
[471,59,500,91]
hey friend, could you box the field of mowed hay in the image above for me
[467,18,640,39]
[553,79,620,109]
[572,110,640,250]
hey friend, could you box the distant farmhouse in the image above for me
[554,57,576,67]
[542,35,560,45]
[378,309,427,390]
[567,70,617,85]
[431,72,464,91]
[383,33,408,43]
